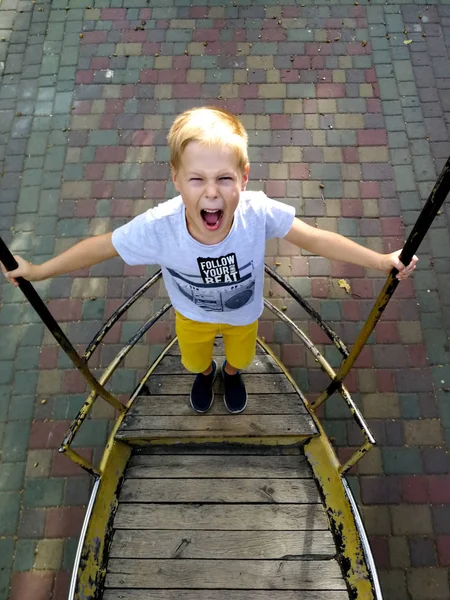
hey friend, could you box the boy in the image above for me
[2,107,417,415]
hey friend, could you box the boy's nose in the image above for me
[205,183,219,199]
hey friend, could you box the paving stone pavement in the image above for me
[0,0,449,599]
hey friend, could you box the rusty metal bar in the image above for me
[62,447,101,477]
[83,270,162,362]
[263,299,375,451]
[0,237,124,413]
[265,264,349,358]
[339,440,374,476]
[314,155,450,408]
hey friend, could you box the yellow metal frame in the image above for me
[259,337,376,599]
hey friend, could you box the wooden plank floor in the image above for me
[102,444,349,600]
[116,339,318,442]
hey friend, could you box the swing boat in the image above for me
[0,157,448,600]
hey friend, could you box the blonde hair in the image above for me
[168,106,249,173]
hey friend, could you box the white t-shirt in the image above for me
[112,191,295,325]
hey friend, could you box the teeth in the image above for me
[203,209,220,213]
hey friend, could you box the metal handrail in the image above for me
[264,299,375,475]
[83,270,162,361]
[0,238,124,413]
[264,264,349,357]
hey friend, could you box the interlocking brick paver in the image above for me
[0,2,449,600]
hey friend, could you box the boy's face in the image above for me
[172,141,249,244]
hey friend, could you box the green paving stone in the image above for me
[390,149,411,165]
[89,130,118,146]
[63,164,83,180]
[2,420,31,461]
[0,462,25,491]
[353,56,371,69]
[385,116,406,132]
[63,538,79,571]
[338,218,358,237]
[410,140,431,156]
[32,116,51,131]
[152,6,177,18]
[57,218,89,237]
[95,199,111,218]
[430,229,450,258]
[413,155,436,182]
[27,132,48,155]
[378,79,399,101]
[399,82,416,96]
[383,100,402,115]
[149,344,166,365]
[15,347,40,370]
[311,163,341,181]
[53,395,86,420]
[290,368,308,393]
[0,329,20,361]
[264,100,283,114]
[52,115,70,130]
[423,330,450,365]
[54,91,73,114]
[20,323,44,346]
[82,299,105,321]
[0,539,15,569]
[287,84,315,99]
[388,132,408,149]
[40,55,59,76]
[416,290,441,312]
[325,394,351,419]
[323,420,347,446]
[327,131,356,146]
[39,189,60,216]
[320,300,341,321]
[337,99,366,113]
[14,540,36,572]
[60,47,79,67]
[438,391,450,428]
[58,66,77,81]
[403,107,423,122]
[23,478,64,508]
[22,169,43,187]
[56,80,75,93]
[382,447,422,475]
[393,165,419,192]
[111,370,137,395]
[8,394,35,421]
[49,129,68,146]
[286,29,314,42]
[400,394,421,419]
[42,172,62,189]
[44,147,66,171]
[191,56,217,69]
[0,305,22,326]
[72,419,109,447]
[127,57,154,70]
[155,146,170,162]
[25,156,45,170]
[12,371,39,396]
[0,362,13,385]
[0,492,21,535]
[96,44,115,57]
[37,87,55,102]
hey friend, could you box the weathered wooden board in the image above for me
[120,478,321,503]
[146,373,295,395]
[105,558,346,590]
[126,455,311,478]
[114,504,329,531]
[134,443,304,456]
[154,354,282,375]
[103,592,349,600]
[109,529,336,560]
[127,394,307,416]
[118,415,316,438]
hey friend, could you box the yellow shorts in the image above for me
[175,311,258,373]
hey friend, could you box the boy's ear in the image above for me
[171,165,180,192]
[241,164,250,190]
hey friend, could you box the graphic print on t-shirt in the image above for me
[166,254,255,312]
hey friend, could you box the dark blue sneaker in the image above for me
[222,360,247,414]
[190,361,217,413]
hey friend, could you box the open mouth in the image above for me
[201,209,224,231]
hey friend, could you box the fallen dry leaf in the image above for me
[338,279,351,294]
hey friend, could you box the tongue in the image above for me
[203,211,220,225]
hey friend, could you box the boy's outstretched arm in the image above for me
[1,233,119,286]
[284,218,417,280]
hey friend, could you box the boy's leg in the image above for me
[220,320,258,414]
[175,312,218,413]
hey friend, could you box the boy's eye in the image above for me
[190,178,202,181]
[219,177,232,181]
